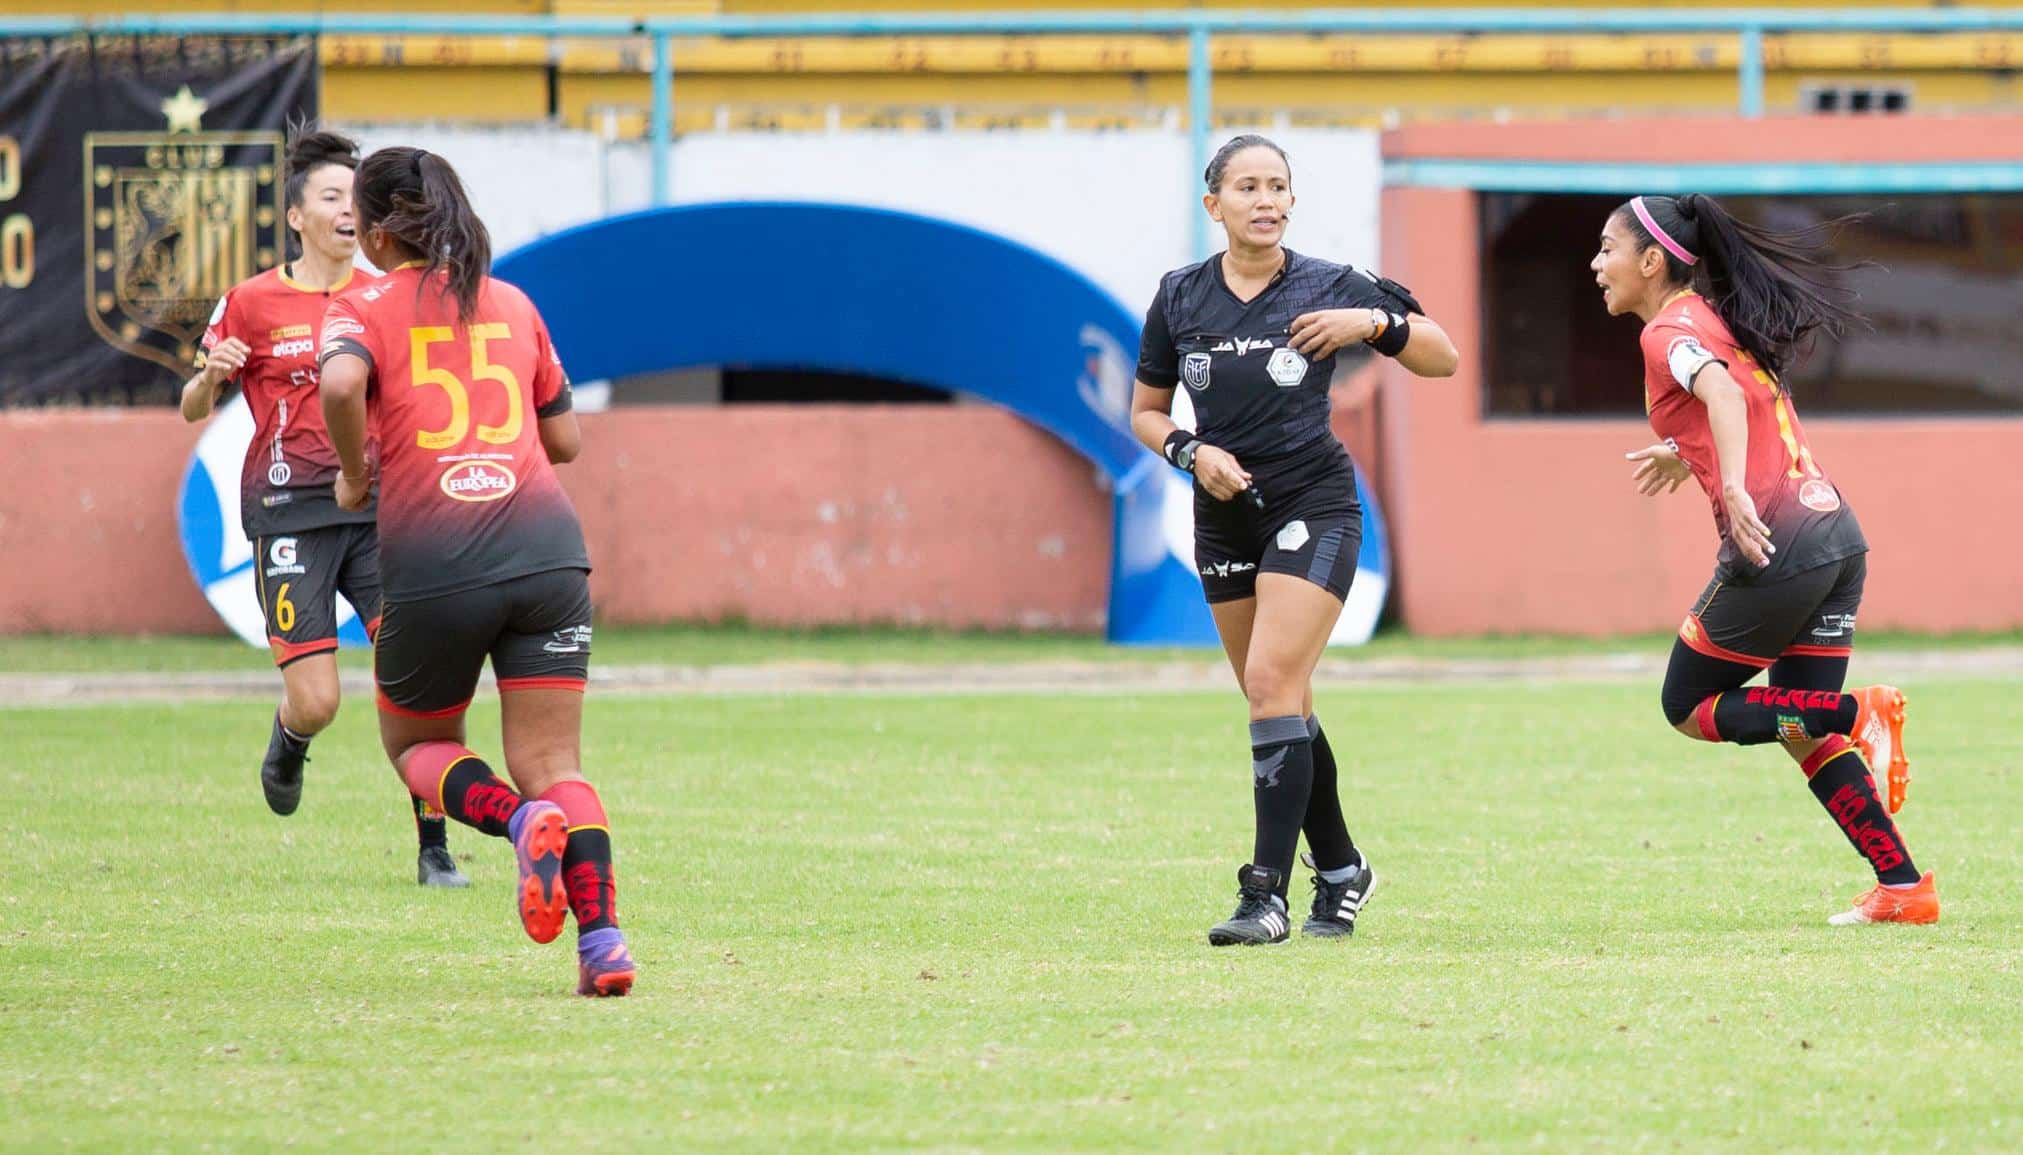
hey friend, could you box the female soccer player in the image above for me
[319,146,635,995]
[1133,135,1459,946]
[1594,193,1937,925]
[183,129,466,889]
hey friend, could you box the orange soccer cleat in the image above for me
[1849,685,1910,814]
[510,800,572,944]
[1828,871,1940,926]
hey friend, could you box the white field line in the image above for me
[2,648,2019,707]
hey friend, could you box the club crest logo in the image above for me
[1267,347,1309,388]
[84,86,284,375]
[1182,351,1212,392]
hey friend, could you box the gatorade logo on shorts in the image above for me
[176,393,370,651]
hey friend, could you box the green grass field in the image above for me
[3,643,2019,1152]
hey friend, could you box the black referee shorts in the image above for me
[1193,438,1363,605]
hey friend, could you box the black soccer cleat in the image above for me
[1208,864,1291,946]
[417,845,471,888]
[260,714,308,816]
[1300,850,1378,938]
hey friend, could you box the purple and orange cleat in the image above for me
[509,801,570,944]
[576,927,636,997]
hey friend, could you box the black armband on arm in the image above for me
[1366,310,1411,357]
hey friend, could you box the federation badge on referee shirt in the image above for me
[1182,352,1212,392]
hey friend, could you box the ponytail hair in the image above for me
[352,146,492,323]
[1615,193,1869,379]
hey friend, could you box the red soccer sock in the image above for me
[540,779,618,933]
[402,741,523,839]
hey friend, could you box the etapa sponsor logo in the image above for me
[439,460,519,502]
[265,536,306,577]
[543,625,594,654]
[271,337,314,358]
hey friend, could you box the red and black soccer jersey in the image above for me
[1641,290,1866,583]
[318,264,587,603]
[202,265,379,537]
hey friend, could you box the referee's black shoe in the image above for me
[1207,864,1291,946]
[1300,851,1377,938]
[260,713,308,816]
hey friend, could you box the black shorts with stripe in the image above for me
[254,523,382,667]
[1679,552,1867,669]
[1193,437,1362,604]
[374,566,593,719]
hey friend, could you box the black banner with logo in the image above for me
[0,36,316,405]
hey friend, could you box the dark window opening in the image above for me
[1482,192,2023,417]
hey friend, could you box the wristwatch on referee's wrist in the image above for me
[1173,438,1202,472]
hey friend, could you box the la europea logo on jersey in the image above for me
[439,459,519,502]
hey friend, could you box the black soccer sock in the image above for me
[1804,738,1919,884]
[402,742,523,839]
[275,713,312,753]
[1700,687,1859,746]
[538,780,618,934]
[1302,714,1359,873]
[1250,716,1315,897]
[411,793,449,850]
[561,828,617,933]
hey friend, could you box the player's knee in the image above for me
[286,688,341,734]
[511,762,585,801]
[1659,683,1703,732]
[1243,663,1300,717]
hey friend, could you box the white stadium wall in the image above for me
[346,125,1384,312]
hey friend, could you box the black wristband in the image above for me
[1162,429,1200,469]
[1367,311,1410,357]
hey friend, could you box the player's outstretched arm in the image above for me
[180,338,246,423]
[1625,441,1692,496]
[1393,314,1459,378]
[1691,364,1774,568]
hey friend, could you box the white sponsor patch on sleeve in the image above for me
[1666,335,1720,392]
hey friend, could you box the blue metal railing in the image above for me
[11,9,2023,254]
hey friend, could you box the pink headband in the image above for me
[1632,196,1696,267]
